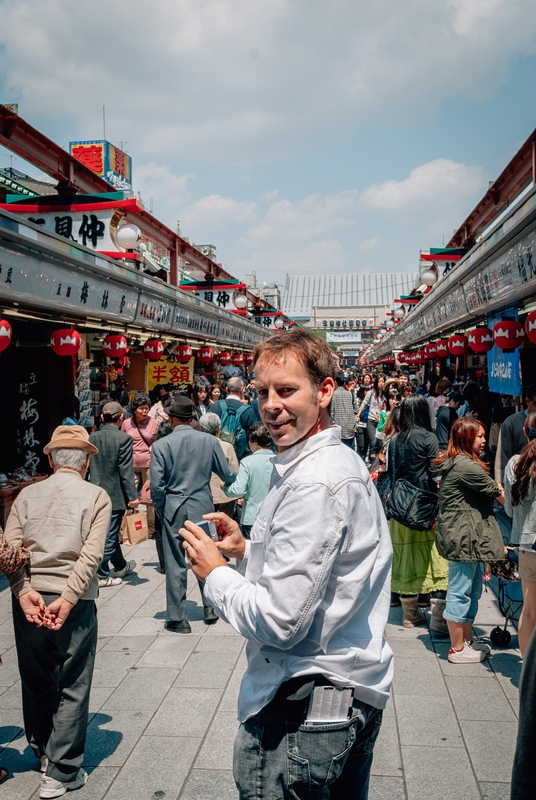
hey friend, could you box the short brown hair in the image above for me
[253,329,335,389]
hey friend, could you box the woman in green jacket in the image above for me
[435,417,505,664]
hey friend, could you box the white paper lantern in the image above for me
[394,308,405,320]
[234,293,248,309]
[420,269,437,287]
[116,224,141,250]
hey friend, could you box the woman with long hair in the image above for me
[387,394,448,628]
[357,374,385,460]
[435,418,505,663]
[208,384,222,407]
[505,411,536,656]
[191,383,209,421]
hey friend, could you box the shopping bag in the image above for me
[121,510,149,545]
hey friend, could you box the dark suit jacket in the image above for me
[150,424,236,526]
[89,425,137,512]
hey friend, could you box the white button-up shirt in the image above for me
[204,426,394,722]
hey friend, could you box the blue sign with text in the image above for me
[487,310,522,397]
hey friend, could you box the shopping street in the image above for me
[0,537,520,800]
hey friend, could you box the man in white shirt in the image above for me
[181,329,393,800]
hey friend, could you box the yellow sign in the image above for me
[147,356,194,391]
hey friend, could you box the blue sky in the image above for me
[1,0,535,287]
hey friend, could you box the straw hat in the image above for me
[43,425,98,455]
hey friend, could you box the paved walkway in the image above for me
[0,538,521,800]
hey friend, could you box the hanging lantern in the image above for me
[51,328,81,356]
[525,311,536,344]
[175,344,192,363]
[468,327,494,353]
[394,308,405,320]
[231,353,244,367]
[218,351,231,366]
[448,334,469,355]
[0,319,12,353]
[420,269,437,287]
[103,334,129,358]
[413,350,427,365]
[424,342,437,357]
[243,353,254,366]
[198,347,213,364]
[435,339,449,357]
[234,293,248,310]
[143,339,164,361]
[493,320,524,350]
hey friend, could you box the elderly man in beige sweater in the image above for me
[5,425,111,800]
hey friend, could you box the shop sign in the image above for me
[21,209,117,251]
[70,140,133,191]
[326,331,362,343]
[16,365,47,472]
[487,310,522,397]
[464,228,536,313]
[147,355,194,392]
[134,294,174,330]
[0,242,139,322]
[467,355,486,369]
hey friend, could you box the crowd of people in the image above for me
[0,334,535,798]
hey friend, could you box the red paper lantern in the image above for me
[525,311,536,344]
[398,352,409,364]
[102,334,128,358]
[175,344,192,364]
[231,353,244,367]
[51,328,81,356]
[413,350,427,365]
[435,339,449,357]
[198,347,213,364]
[424,342,437,357]
[243,353,254,366]
[143,339,164,361]
[493,320,524,350]
[448,334,468,355]
[0,319,12,353]
[218,351,231,366]
[468,327,494,353]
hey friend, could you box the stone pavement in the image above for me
[0,537,521,800]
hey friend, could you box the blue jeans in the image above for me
[233,679,383,799]
[444,561,483,624]
[341,438,355,449]
[97,511,127,579]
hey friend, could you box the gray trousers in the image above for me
[162,507,211,621]
[12,593,97,782]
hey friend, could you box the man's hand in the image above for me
[128,499,140,508]
[43,597,74,631]
[203,512,246,561]
[180,521,229,581]
[19,591,46,626]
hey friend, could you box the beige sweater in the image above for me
[4,469,112,605]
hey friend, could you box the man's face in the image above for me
[399,375,408,387]
[255,353,334,450]
[526,395,536,414]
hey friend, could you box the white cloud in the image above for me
[359,236,379,251]
[0,0,534,161]
[360,159,485,213]
[135,162,193,217]
[180,195,258,234]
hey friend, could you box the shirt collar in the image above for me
[271,426,341,477]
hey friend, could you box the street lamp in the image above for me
[116,223,141,250]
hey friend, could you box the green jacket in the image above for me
[435,454,504,562]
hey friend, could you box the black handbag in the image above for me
[385,439,439,531]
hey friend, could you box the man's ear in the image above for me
[318,377,335,409]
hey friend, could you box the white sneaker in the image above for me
[448,642,487,664]
[40,768,88,798]
[98,576,122,588]
[113,560,136,579]
[467,639,491,654]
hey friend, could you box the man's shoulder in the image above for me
[293,440,370,490]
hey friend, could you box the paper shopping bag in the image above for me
[122,510,149,545]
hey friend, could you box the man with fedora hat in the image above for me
[4,425,111,799]
[89,401,139,587]
[150,395,237,633]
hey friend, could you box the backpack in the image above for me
[218,399,249,458]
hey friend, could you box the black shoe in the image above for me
[165,620,191,634]
[390,592,401,607]
[418,593,431,607]
[203,607,218,625]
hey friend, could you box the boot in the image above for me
[429,598,449,636]
[400,596,426,628]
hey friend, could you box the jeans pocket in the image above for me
[286,716,357,789]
